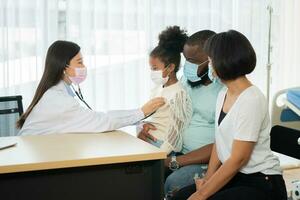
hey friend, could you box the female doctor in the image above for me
[17,40,165,135]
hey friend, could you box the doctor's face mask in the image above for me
[65,52,87,85]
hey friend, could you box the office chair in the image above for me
[0,95,23,137]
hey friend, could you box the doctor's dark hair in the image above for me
[203,30,256,81]
[150,26,188,72]
[16,40,80,129]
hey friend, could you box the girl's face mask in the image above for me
[150,64,170,86]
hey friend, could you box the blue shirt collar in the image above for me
[63,82,76,97]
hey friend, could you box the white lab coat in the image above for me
[19,81,144,135]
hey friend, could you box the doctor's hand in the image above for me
[141,97,165,117]
[138,123,157,142]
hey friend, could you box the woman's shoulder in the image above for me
[242,85,266,102]
[238,85,268,112]
[40,81,77,107]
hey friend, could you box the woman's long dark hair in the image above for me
[16,40,80,129]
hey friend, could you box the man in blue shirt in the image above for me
[138,30,223,197]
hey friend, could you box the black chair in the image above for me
[270,125,300,159]
[0,95,23,137]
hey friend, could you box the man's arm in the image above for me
[165,143,213,167]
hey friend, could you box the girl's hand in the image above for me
[137,123,157,142]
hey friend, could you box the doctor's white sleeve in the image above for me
[91,109,145,132]
[64,98,145,132]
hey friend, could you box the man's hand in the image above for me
[137,123,157,142]
[164,156,171,168]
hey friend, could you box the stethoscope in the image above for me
[70,84,92,110]
[70,84,156,121]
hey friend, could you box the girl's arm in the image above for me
[162,90,193,153]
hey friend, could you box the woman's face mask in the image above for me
[183,60,208,82]
[66,65,87,85]
[65,52,87,85]
[208,61,220,84]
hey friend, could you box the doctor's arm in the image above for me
[92,97,165,132]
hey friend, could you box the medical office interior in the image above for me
[0,0,300,200]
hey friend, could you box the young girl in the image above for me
[140,26,192,154]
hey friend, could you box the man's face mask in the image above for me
[183,60,208,82]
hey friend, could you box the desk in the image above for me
[0,131,167,200]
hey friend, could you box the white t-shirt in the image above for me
[215,86,281,175]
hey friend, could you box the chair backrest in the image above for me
[0,95,23,137]
[270,125,300,159]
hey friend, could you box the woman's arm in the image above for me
[188,140,255,200]
[193,143,222,191]
[203,143,222,180]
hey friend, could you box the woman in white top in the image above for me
[17,40,165,135]
[173,30,287,200]
[139,26,192,154]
